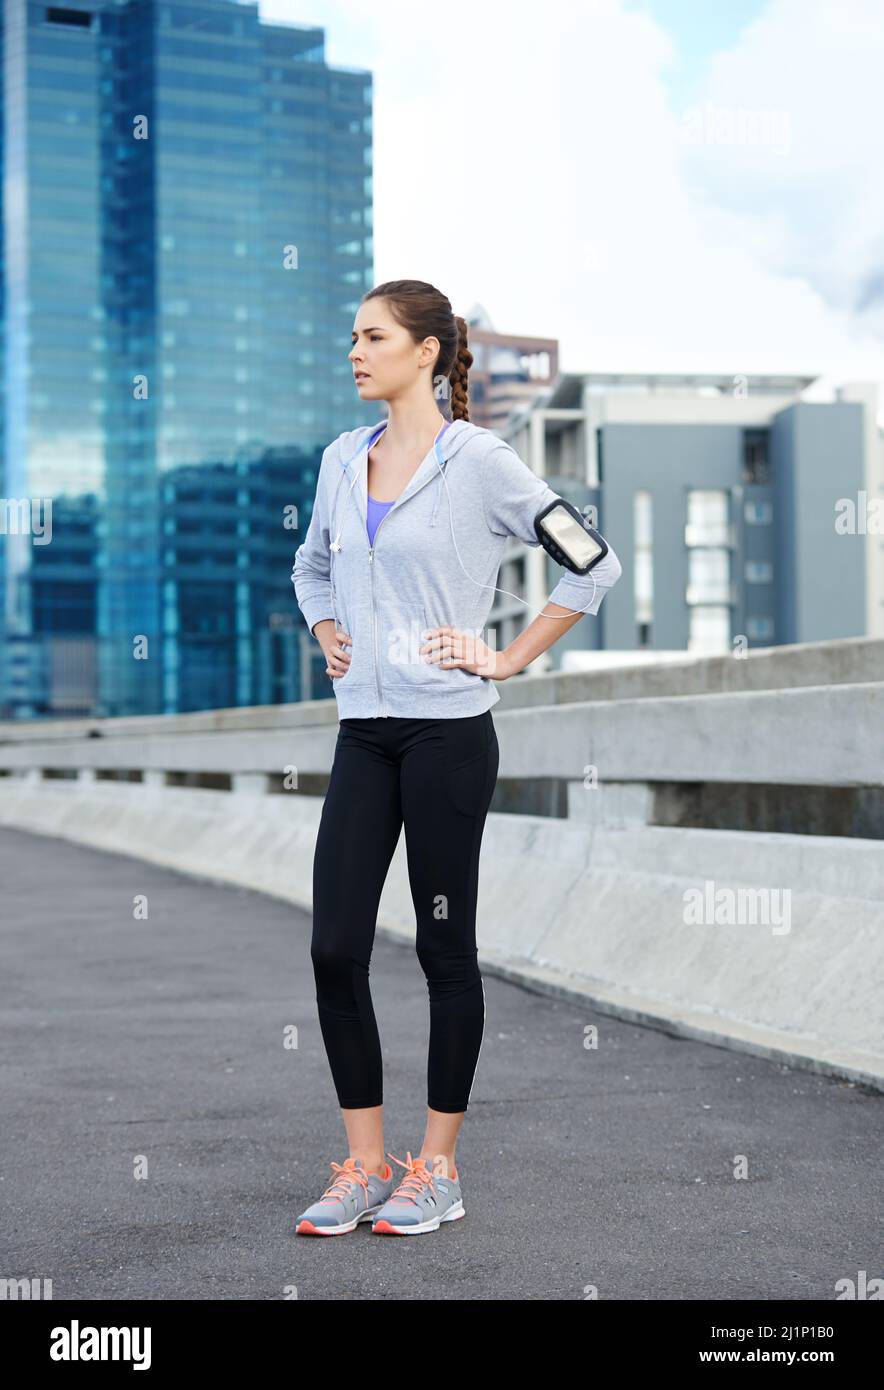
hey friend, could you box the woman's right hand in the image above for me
[313,620,352,679]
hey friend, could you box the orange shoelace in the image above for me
[319,1158,370,1203]
[386,1150,437,1206]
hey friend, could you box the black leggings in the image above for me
[310,710,499,1114]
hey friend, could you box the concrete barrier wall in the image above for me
[3,777,883,1091]
[1,681,882,787]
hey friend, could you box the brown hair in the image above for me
[360,280,474,421]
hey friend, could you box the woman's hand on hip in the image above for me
[320,625,352,679]
[420,625,513,679]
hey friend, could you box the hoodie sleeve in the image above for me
[291,448,336,636]
[479,440,622,616]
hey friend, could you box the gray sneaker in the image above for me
[372,1151,465,1235]
[295,1157,395,1236]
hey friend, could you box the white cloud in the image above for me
[681,0,884,322]
[262,0,884,408]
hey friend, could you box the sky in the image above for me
[259,0,884,414]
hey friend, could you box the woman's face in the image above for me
[349,300,438,402]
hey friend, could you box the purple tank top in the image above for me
[366,493,395,546]
[365,420,452,546]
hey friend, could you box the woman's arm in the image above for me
[478,440,622,675]
[495,599,593,678]
[291,449,336,637]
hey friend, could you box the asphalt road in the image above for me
[1,824,881,1301]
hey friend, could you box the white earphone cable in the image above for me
[432,440,598,620]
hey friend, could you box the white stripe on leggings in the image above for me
[465,975,486,1108]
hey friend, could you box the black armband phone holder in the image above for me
[533,497,609,575]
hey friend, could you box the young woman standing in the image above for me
[292,281,622,1235]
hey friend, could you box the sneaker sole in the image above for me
[296,1206,383,1236]
[373,1200,466,1235]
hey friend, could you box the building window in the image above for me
[742,430,770,484]
[685,489,731,546]
[689,605,730,653]
[685,488,731,652]
[745,561,773,583]
[46,7,93,27]
[746,615,775,640]
[745,500,773,524]
[687,547,731,604]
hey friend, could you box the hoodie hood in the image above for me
[331,418,475,532]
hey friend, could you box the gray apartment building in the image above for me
[497,373,881,666]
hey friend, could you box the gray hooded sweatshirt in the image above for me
[291,418,622,719]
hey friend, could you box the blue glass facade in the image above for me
[1,0,375,717]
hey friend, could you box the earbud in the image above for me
[327,464,362,558]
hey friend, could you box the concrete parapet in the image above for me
[2,777,881,1091]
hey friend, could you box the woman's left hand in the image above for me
[420,625,513,679]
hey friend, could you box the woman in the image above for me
[291,280,622,1236]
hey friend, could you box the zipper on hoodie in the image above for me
[366,499,409,718]
[357,422,452,719]
[368,539,385,718]
[367,485,436,718]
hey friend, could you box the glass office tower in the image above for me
[1,0,374,718]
